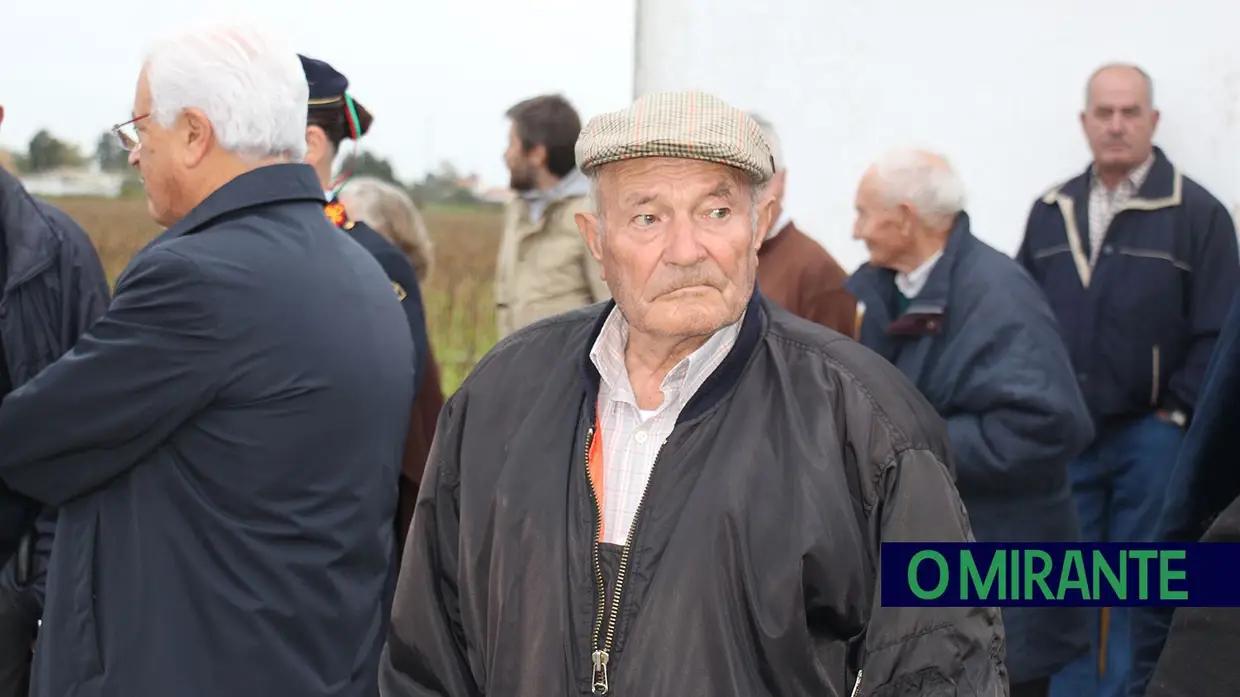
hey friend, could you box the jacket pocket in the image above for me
[1151,345,1161,407]
[70,509,104,680]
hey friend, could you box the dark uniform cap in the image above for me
[299,53,374,137]
[576,91,774,184]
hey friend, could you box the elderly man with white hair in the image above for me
[381,92,1007,697]
[846,148,1096,697]
[0,22,414,697]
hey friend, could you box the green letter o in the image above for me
[909,550,950,599]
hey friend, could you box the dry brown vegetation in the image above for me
[44,196,502,394]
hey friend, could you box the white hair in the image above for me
[871,148,967,228]
[747,112,784,173]
[143,23,309,161]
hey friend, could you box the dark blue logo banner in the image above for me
[880,542,1240,607]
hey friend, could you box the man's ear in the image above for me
[575,211,606,280]
[754,194,775,251]
[528,143,548,170]
[181,107,214,168]
[897,202,918,237]
[0,105,6,131]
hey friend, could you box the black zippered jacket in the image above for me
[380,293,1009,697]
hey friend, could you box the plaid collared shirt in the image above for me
[1087,154,1155,267]
[588,306,741,545]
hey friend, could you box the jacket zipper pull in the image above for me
[850,669,863,697]
[591,649,610,695]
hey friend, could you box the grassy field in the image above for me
[43,195,502,394]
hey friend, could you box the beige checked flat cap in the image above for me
[575,91,775,184]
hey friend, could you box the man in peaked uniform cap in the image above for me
[298,52,430,647]
[299,53,429,408]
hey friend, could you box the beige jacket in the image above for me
[495,184,609,339]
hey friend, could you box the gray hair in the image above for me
[871,148,967,229]
[1085,62,1155,109]
[586,170,761,236]
[337,177,435,281]
[747,111,784,173]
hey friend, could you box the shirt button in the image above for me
[634,431,648,444]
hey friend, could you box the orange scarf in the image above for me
[589,410,605,542]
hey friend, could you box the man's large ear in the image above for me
[754,188,775,250]
[0,105,6,131]
[180,107,215,168]
[576,211,605,278]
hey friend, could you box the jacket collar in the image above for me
[0,165,59,292]
[845,211,976,336]
[1040,145,1182,290]
[579,290,766,425]
[1054,145,1180,207]
[152,163,326,245]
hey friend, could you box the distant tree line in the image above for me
[2,128,496,210]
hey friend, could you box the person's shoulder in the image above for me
[1178,170,1229,214]
[454,301,608,399]
[958,235,1036,289]
[762,299,951,457]
[348,220,416,276]
[780,223,849,281]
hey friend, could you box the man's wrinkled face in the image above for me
[503,122,539,191]
[852,169,913,270]
[129,70,187,227]
[128,68,215,227]
[577,158,771,340]
[1081,67,1159,173]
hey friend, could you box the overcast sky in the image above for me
[1,0,635,188]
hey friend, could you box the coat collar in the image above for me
[1040,145,1182,290]
[845,211,976,336]
[152,163,326,245]
[1054,145,1179,206]
[578,290,766,425]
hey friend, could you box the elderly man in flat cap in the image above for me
[379,91,1008,697]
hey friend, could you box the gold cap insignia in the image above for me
[393,281,407,301]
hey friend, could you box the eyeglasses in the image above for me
[111,113,150,152]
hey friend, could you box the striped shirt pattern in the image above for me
[1087,153,1155,267]
[588,306,742,545]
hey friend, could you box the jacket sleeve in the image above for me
[41,200,112,341]
[379,395,480,697]
[1166,201,1240,416]
[0,247,223,506]
[1130,289,1240,697]
[942,289,1094,494]
[860,446,1008,696]
[19,211,114,617]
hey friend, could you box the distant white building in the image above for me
[19,166,125,198]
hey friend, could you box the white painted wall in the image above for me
[634,0,1240,271]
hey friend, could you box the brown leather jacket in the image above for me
[757,220,857,338]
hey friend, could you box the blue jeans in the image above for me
[1049,414,1184,697]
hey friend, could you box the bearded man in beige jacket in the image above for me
[496,94,610,338]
